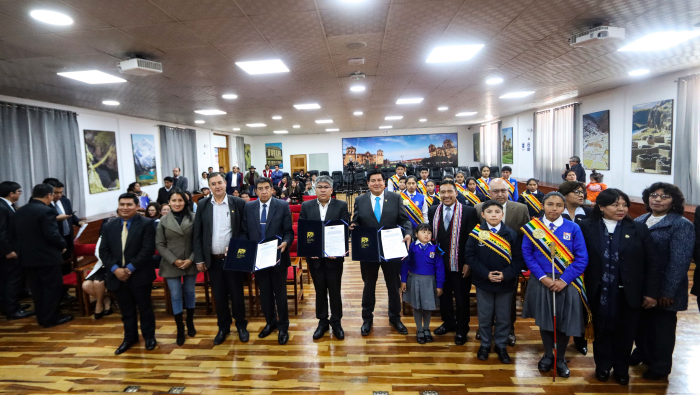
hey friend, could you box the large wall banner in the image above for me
[342,133,458,169]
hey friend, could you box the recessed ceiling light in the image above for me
[419,118,427,122]
[315,119,333,124]
[273,130,288,134]
[30,10,73,26]
[628,68,650,76]
[438,106,448,111]
[385,116,403,120]
[194,109,226,115]
[379,126,392,129]
[272,115,282,120]
[456,112,477,116]
[353,111,364,116]
[235,59,289,75]
[222,94,238,99]
[486,77,504,85]
[499,91,535,99]
[57,70,126,84]
[396,97,424,104]
[102,100,120,106]
[326,128,339,132]
[350,85,366,92]
[294,103,321,110]
[232,127,241,131]
[426,44,484,63]
[246,123,266,127]
[485,115,494,120]
[618,31,700,52]
[342,0,366,3]
[194,120,205,124]
[293,125,300,128]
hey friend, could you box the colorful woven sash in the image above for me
[521,218,594,340]
[505,178,515,200]
[476,178,491,199]
[521,192,542,213]
[400,192,424,227]
[417,180,428,195]
[432,203,463,272]
[469,224,511,263]
[425,192,439,206]
[389,174,400,191]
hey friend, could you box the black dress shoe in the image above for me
[574,337,588,355]
[6,309,35,320]
[416,333,426,344]
[556,361,570,378]
[389,320,408,335]
[61,293,76,302]
[629,349,644,366]
[538,355,554,372]
[20,304,30,310]
[103,309,113,316]
[115,340,136,355]
[433,324,455,335]
[361,321,372,336]
[454,333,467,345]
[43,315,73,328]
[495,347,511,364]
[258,324,277,338]
[595,368,610,382]
[477,346,490,360]
[423,330,433,343]
[507,334,516,347]
[238,328,249,343]
[313,324,329,340]
[613,370,629,386]
[213,329,230,345]
[642,370,667,381]
[145,338,157,350]
[332,326,345,340]
[278,331,289,345]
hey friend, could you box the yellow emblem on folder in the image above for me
[237,248,246,258]
[361,237,369,248]
[307,231,314,242]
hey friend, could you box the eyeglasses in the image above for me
[572,190,585,195]
[491,189,508,194]
[650,193,672,200]
[316,186,331,190]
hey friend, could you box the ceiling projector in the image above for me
[118,58,163,76]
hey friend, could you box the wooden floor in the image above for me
[0,259,698,395]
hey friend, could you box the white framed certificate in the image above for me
[380,228,408,260]
[324,225,346,257]
[255,239,279,270]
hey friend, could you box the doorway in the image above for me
[290,154,307,175]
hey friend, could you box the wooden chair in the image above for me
[287,259,304,315]
[72,242,98,316]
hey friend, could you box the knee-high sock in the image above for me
[556,332,570,361]
[422,310,432,331]
[413,308,424,332]
[541,329,554,358]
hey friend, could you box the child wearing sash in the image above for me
[425,180,440,206]
[518,178,545,218]
[401,176,429,228]
[387,163,406,193]
[417,168,430,195]
[500,166,518,202]
[455,171,467,189]
[466,177,488,204]
[476,166,492,199]
[521,192,589,378]
[401,223,444,344]
[466,201,523,364]
[397,176,407,194]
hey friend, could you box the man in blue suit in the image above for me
[225,166,243,195]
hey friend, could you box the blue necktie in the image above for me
[491,227,497,233]
[374,196,381,222]
[549,223,556,231]
[260,203,267,240]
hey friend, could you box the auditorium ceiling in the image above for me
[0,0,698,135]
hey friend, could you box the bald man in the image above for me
[474,178,529,347]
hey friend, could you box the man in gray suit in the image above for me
[173,167,189,192]
[474,178,530,346]
[192,172,249,344]
[300,175,350,340]
[243,177,294,345]
[351,169,412,336]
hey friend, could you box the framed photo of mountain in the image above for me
[131,134,157,186]
[631,100,673,175]
[583,110,610,170]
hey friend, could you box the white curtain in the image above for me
[674,73,700,204]
[534,110,553,182]
[159,125,198,193]
[234,136,245,169]
[534,104,578,183]
[480,121,501,167]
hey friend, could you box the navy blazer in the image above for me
[225,172,244,195]
[100,214,156,290]
[465,221,524,292]
[12,199,66,267]
[244,198,294,271]
[351,191,413,238]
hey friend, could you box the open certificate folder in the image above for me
[297,219,349,258]
[380,227,408,260]
[224,237,281,272]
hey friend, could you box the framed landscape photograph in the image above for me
[582,110,610,170]
[631,100,673,174]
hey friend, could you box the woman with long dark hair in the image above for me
[579,189,660,385]
[144,202,162,221]
[631,182,695,381]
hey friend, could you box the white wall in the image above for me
[0,94,243,217]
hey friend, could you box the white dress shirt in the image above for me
[318,199,330,221]
[486,223,502,233]
[259,198,272,221]
[542,215,564,231]
[199,178,209,190]
[232,172,238,187]
[407,191,429,222]
[211,197,231,255]
[370,191,385,214]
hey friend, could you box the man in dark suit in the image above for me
[243,177,294,345]
[225,166,244,195]
[157,177,174,205]
[99,193,157,355]
[12,184,71,328]
[43,179,84,260]
[193,172,249,344]
[0,181,34,320]
[350,170,412,336]
[474,178,530,346]
[429,180,478,345]
[300,175,350,340]
[173,167,189,192]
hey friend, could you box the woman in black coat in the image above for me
[580,189,660,386]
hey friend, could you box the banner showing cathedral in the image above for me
[342,133,458,169]
[501,127,513,164]
[631,99,673,175]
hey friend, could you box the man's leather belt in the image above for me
[211,254,226,260]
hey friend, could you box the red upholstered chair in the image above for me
[292,212,300,223]
[72,242,99,316]
[302,195,316,201]
[292,224,298,239]
[289,204,302,213]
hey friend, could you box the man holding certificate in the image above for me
[244,177,295,345]
[351,169,412,336]
[300,175,350,340]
